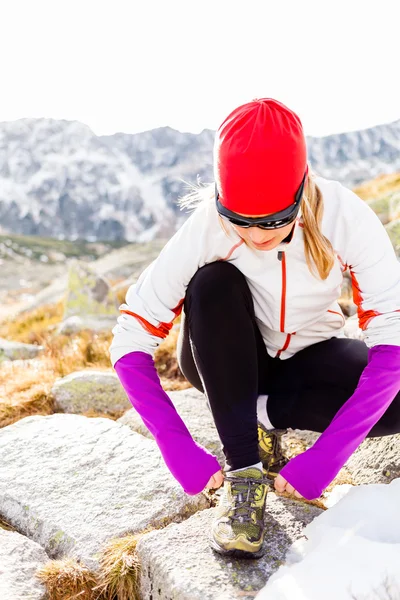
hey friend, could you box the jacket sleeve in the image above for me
[109,200,228,494]
[114,351,221,495]
[110,199,223,366]
[280,191,400,500]
[346,198,400,346]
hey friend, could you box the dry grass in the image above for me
[353,172,400,201]
[36,558,100,600]
[0,302,65,344]
[93,534,144,600]
[0,516,15,531]
[36,528,158,600]
[0,359,55,428]
[0,304,188,428]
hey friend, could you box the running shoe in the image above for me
[209,465,270,558]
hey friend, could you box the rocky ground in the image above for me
[0,231,399,599]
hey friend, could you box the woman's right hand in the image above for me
[205,469,224,490]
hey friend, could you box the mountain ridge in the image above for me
[0,115,399,241]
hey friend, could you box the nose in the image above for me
[248,227,269,244]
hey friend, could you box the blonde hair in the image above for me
[177,167,335,280]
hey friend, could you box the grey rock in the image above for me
[57,314,116,334]
[0,529,49,600]
[63,260,119,320]
[345,433,400,484]
[136,492,322,600]
[9,240,166,320]
[0,338,43,361]
[0,414,208,571]
[9,275,68,319]
[51,370,131,415]
[56,260,119,333]
[118,387,225,466]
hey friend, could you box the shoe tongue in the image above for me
[230,467,263,480]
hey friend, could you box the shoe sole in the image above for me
[208,535,265,559]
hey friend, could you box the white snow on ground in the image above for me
[257,479,400,600]
[323,484,353,508]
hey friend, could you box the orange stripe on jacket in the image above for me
[336,253,348,272]
[349,269,381,330]
[219,240,245,261]
[327,309,346,326]
[121,298,185,340]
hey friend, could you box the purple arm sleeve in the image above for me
[114,351,221,495]
[280,344,400,500]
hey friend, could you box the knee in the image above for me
[186,261,247,307]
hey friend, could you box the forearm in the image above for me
[114,351,221,495]
[281,344,400,499]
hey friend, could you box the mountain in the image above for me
[0,116,399,242]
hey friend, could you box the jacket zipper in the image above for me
[276,250,292,358]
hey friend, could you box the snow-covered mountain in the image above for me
[1,116,399,241]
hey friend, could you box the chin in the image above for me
[250,239,278,250]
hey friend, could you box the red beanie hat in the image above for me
[214,98,307,215]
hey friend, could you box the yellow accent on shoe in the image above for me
[257,424,289,476]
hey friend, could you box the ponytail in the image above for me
[301,171,335,280]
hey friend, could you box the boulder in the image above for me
[345,433,400,485]
[64,260,118,319]
[0,414,208,571]
[0,529,49,600]
[51,370,131,415]
[57,315,116,334]
[118,387,225,465]
[0,338,43,361]
[136,492,322,600]
[57,260,118,334]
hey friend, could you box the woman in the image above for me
[110,98,400,559]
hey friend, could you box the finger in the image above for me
[208,470,224,489]
[294,490,303,499]
[274,474,287,493]
[285,483,295,495]
[213,471,224,488]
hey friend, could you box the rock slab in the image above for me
[52,369,131,415]
[0,338,43,361]
[136,493,322,600]
[0,528,49,600]
[345,433,400,484]
[0,414,208,571]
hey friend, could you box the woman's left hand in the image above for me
[274,473,304,499]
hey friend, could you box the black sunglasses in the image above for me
[215,172,307,230]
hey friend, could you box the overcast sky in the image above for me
[1,0,399,138]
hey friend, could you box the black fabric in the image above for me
[176,261,400,470]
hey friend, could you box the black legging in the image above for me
[176,261,400,470]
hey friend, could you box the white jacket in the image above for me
[110,176,400,366]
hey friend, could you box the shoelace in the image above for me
[224,474,270,524]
